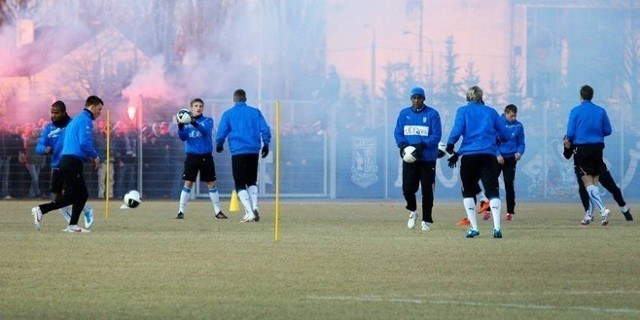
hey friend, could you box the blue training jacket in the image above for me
[447,101,512,155]
[61,109,98,161]
[216,102,271,155]
[178,115,214,154]
[36,117,70,169]
[566,100,612,144]
[394,105,442,161]
[496,113,525,157]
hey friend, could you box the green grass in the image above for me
[1,200,639,319]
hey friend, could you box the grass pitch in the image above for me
[1,199,639,319]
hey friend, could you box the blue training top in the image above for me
[61,109,98,161]
[216,102,271,155]
[394,105,442,161]
[36,117,70,169]
[496,113,525,157]
[178,115,214,154]
[447,101,512,155]
[566,100,612,144]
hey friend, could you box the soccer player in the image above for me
[175,98,226,220]
[565,85,612,226]
[31,96,103,233]
[394,86,442,231]
[446,86,512,238]
[216,89,271,222]
[35,101,94,228]
[496,104,525,221]
[563,137,632,222]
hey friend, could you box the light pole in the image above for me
[364,24,377,125]
[403,30,424,83]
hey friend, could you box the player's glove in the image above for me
[178,123,184,130]
[412,142,426,155]
[448,152,460,168]
[261,144,269,158]
[446,143,455,155]
[563,145,574,160]
[216,144,223,153]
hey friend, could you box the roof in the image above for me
[0,25,98,77]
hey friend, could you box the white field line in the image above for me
[306,295,640,314]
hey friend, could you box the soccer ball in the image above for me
[437,142,447,159]
[123,190,142,208]
[176,109,192,124]
[402,145,417,163]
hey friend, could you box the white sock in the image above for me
[179,186,191,213]
[586,185,606,211]
[463,197,478,230]
[208,187,221,213]
[490,197,502,231]
[621,205,629,213]
[248,185,258,210]
[59,206,71,224]
[237,189,253,216]
[587,201,594,216]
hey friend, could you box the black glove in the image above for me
[261,144,269,158]
[178,123,184,130]
[446,144,455,155]
[448,152,460,168]
[563,146,574,160]
[413,142,426,155]
[216,144,223,153]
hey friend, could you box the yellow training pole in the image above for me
[274,101,281,241]
[105,110,111,217]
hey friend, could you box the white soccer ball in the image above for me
[176,109,192,124]
[402,145,417,163]
[124,190,142,208]
[437,142,447,158]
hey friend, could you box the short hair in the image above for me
[465,86,483,103]
[190,98,204,106]
[580,85,594,101]
[85,95,103,107]
[233,89,247,102]
[51,100,66,112]
[504,104,518,114]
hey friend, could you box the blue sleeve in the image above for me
[428,111,442,148]
[79,118,98,159]
[394,109,407,147]
[259,112,271,145]
[447,107,464,145]
[215,113,230,146]
[35,125,49,155]
[566,109,576,142]
[195,117,213,137]
[602,112,612,137]
[517,124,525,154]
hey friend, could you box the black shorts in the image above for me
[182,153,216,182]
[573,143,605,177]
[459,153,500,199]
[231,153,259,190]
[50,168,63,194]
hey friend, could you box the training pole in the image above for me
[274,101,281,241]
[105,110,111,217]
